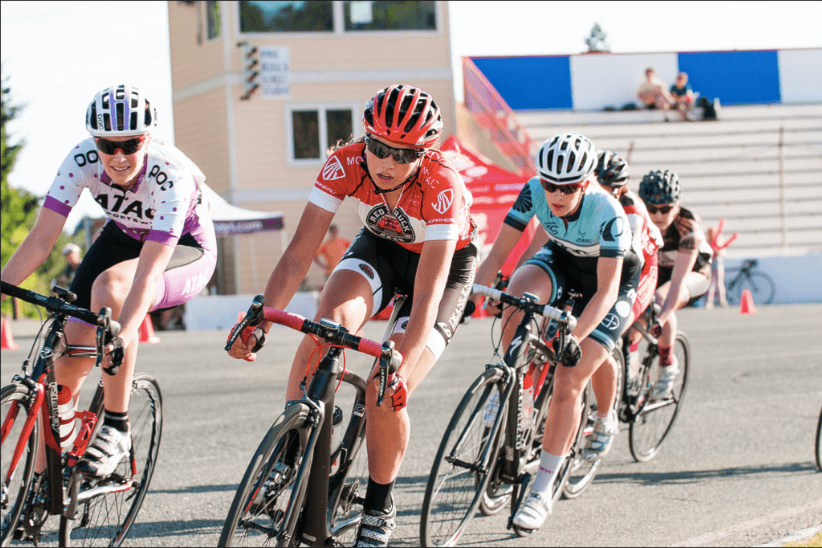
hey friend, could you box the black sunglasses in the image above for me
[647,204,675,214]
[365,136,425,164]
[540,179,585,195]
[95,136,145,155]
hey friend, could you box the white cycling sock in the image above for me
[530,450,565,495]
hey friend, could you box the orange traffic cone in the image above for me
[138,315,161,344]
[739,289,757,315]
[1,317,19,350]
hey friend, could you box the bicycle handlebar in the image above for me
[1,281,123,373]
[471,284,577,334]
[226,295,402,407]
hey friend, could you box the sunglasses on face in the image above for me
[95,136,145,155]
[647,204,675,214]
[540,179,585,195]
[365,136,425,164]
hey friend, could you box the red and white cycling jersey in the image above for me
[309,142,476,254]
[619,189,662,268]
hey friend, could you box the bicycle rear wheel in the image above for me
[1,383,39,547]
[564,347,624,499]
[60,373,163,547]
[629,334,690,462]
[219,403,312,547]
[421,367,505,547]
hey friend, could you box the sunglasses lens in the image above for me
[650,205,673,214]
[97,137,143,155]
[366,137,421,164]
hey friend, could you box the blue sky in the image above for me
[2,1,820,231]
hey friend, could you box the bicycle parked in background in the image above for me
[0,282,163,547]
[219,295,403,547]
[420,284,590,545]
[725,259,776,306]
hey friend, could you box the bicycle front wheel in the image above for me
[219,403,312,547]
[60,373,163,547]
[420,367,505,547]
[564,347,623,500]
[1,383,40,547]
[728,271,776,305]
[629,334,690,462]
[815,405,822,473]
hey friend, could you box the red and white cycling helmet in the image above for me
[363,84,443,148]
[86,85,157,137]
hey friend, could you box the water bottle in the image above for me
[483,392,500,425]
[331,405,344,452]
[56,385,78,451]
[522,372,535,426]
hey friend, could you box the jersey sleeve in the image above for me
[43,140,99,218]
[309,150,354,213]
[597,198,631,259]
[674,212,704,251]
[421,163,468,241]
[147,162,199,247]
[503,178,539,232]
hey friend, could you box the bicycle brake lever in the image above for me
[375,340,396,407]
[225,295,266,352]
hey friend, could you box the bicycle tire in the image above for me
[815,405,822,473]
[420,367,505,547]
[1,383,39,547]
[60,373,163,547]
[564,347,624,499]
[727,271,776,305]
[629,333,690,462]
[219,403,312,547]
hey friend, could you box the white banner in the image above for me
[259,46,290,99]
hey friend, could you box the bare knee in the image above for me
[90,269,131,311]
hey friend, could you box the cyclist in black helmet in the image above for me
[638,170,711,399]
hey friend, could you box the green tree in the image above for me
[2,73,75,317]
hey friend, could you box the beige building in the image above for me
[167,1,456,294]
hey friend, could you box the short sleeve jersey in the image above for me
[670,83,693,97]
[504,179,634,274]
[308,143,476,254]
[658,206,712,275]
[45,138,216,255]
[618,189,662,268]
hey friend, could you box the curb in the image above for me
[757,524,822,547]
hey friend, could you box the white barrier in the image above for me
[723,253,822,305]
[183,292,319,331]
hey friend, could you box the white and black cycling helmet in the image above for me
[85,85,157,137]
[639,170,681,204]
[595,150,630,188]
[536,133,598,184]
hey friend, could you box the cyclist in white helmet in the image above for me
[1,85,217,478]
[469,133,641,533]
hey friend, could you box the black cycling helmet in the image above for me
[595,150,630,188]
[639,170,681,204]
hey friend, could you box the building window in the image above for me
[206,0,221,39]
[288,105,357,164]
[239,1,333,33]
[343,1,436,31]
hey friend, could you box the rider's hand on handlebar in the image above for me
[226,324,266,362]
[387,373,408,411]
[553,334,582,367]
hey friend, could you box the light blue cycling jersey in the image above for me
[504,178,633,274]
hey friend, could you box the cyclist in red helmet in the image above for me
[228,84,477,546]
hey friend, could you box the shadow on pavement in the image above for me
[595,461,817,486]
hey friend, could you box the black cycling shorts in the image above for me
[522,240,641,352]
[332,228,477,359]
[69,221,208,313]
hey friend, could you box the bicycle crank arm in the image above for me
[75,479,134,503]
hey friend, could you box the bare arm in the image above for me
[473,222,523,296]
[659,246,698,324]
[1,208,66,291]
[396,238,456,379]
[514,221,548,271]
[573,256,622,342]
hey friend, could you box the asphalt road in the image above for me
[2,303,821,547]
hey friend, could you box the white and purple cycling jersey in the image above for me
[45,138,217,257]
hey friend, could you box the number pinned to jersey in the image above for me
[322,156,346,181]
[432,189,453,215]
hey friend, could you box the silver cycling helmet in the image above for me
[536,133,598,184]
[85,85,157,137]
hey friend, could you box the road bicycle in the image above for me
[0,282,163,547]
[614,303,690,462]
[725,259,776,306]
[420,284,590,545]
[815,404,822,473]
[218,295,403,547]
